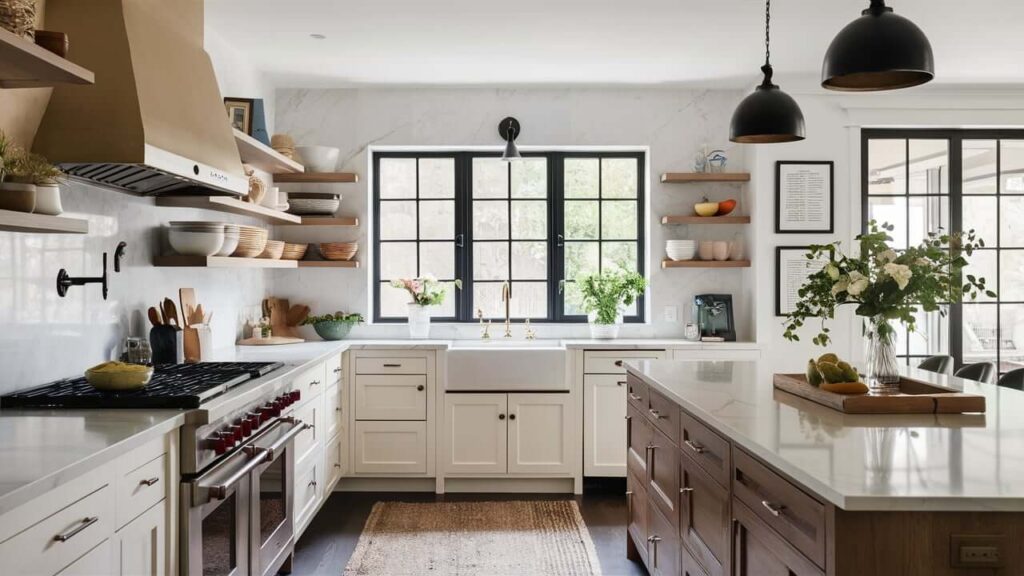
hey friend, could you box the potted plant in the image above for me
[0,145,35,213]
[24,153,64,215]
[783,221,992,391]
[301,311,363,341]
[390,275,461,338]
[574,269,647,339]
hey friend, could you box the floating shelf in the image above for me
[273,172,360,184]
[0,209,89,234]
[234,129,304,174]
[153,256,298,269]
[0,27,94,88]
[154,196,301,224]
[661,215,750,225]
[297,260,360,268]
[662,260,751,269]
[279,216,359,227]
[661,172,751,183]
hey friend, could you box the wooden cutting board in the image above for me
[773,373,986,414]
[237,336,304,346]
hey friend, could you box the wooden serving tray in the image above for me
[773,373,986,414]
[237,336,304,346]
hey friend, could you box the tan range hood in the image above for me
[33,0,247,196]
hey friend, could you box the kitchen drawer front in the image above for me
[732,499,823,576]
[681,543,710,576]
[733,447,826,568]
[0,485,113,576]
[648,427,680,532]
[626,404,653,479]
[647,388,680,446]
[115,451,167,529]
[325,433,344,490]
[56,539,114,576]
[680,451,730,576]
[293,399,320,468]
[626,470,648,566]
[646,500,680,576]
[353,421,428,474]
[329,352,345,385]
[355,375,428,421]
[625,373,649,411]
[355,357,427,375]
[680,412,731,488]
[294,461,321,534]
[584,350,667,374]
[292,362,327,405]
[325,383,342,440]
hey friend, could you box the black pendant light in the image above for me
[822,0,934,91]
[498,117,522,161]
[729,0,805,144]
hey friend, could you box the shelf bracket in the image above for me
[57,252,108,300]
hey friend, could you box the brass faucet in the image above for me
[476,308,491,339]
[501,281,512,338]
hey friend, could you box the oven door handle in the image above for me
[263,417,310,460]
[205,448,269,500]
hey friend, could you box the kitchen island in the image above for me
[624,359,1024,576]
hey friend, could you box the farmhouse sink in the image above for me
[446,345,567,391]
[448,338,563,349]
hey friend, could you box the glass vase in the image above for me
[863,316,900,392]
[407,304,431,339]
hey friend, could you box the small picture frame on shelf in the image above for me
[775,161,834,233]
[224,97,255,134]
[776,246,829,317]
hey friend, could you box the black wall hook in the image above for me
[114,241,127,272]
[57,252,108,300]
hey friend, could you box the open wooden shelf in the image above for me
[661,172,750,183]
[0,209,88,234]
[154,256,298,269]
[662,259,751,269]
[0,27,94,88]
[661,215,750,225]
[154,196,301,224]
[297,260,360,268]
[279,216,359,227]
[273,172,359,184]
[234,129,303,174]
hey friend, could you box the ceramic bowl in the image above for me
[169,228,225,256]
[85,365,153,391]
[214,230,241,257]
[296,145,340,172]
[33,184,62,215]
[312,320,354,341]
[287,193,340,215]
[257,240,285,259]
[666,246,697,261]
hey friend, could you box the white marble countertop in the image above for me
[625,359,1024,512]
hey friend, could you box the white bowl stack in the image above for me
[666,240,697,261]
[296,145,340,172]
[215,224,241,257]
[168,222,226,256]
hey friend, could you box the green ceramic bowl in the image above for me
[312,320,354,341]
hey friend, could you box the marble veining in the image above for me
[627,359,1024,512]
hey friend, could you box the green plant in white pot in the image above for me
[574,270,647,339]
[0,145,35,213]
[25,153,65,215]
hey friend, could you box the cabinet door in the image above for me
[118,502,166,576]
[681,544,710,576]
[647,501,680,576]
[353,421,428,474]
[681,452,730,576]
[584,374,628,477]
[626,470,648,566]
[507,393,572,474]
[626,404,653,479]
[444,394,508,474]
[325,433,344,489]
[648,428,679,529]
[57,539,115,576]
[355,375,427,421]
[325,383,342,440]
[732,500,823,576]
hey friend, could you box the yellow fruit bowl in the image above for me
[694,202,719,217]
[85,362,154,391]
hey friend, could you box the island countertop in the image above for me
[625,359,1024,512]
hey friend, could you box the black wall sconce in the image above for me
[499,117,521,161]
[57,252,108,300]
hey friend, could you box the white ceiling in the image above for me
[206,0,1024,88]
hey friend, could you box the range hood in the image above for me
[33,0,247,197]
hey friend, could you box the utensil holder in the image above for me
[150,325,178,365]
[184,325,214,363]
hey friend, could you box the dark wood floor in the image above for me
[291,480,647,575]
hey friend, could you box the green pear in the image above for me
[806,359,823,387]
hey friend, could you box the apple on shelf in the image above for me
[693,196,738,217]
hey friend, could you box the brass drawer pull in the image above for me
[139,477,160,487]
[680,487,694,494]
[54,517,98,542]
[684,440,706,454]
[616,381,626,387]
[761,500,785,517]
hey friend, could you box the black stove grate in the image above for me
[0,362,284,409]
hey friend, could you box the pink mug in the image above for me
[713,241,729,261]
[698,241,714,261]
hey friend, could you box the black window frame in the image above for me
[372,150,646,324]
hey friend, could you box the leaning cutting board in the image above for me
[773,373,986,414]
[237,336,304,346]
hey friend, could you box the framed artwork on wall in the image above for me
[775,161,834,233]
[224,97,255,134]
[776,246,829,317]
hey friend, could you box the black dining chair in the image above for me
[996,367,1024,391]
[953,362,996,384]
[917,355,953,375]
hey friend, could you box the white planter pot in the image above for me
[33,183,63,215]
[407,304,431,339]
[588,311,623,340]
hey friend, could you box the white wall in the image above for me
[205,26,275,135]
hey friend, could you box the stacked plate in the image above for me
[666,240,697,261]
[215,224,241,257]
[319,242,358,261]
[168,222,225,256]
[257,240,285,260]
[288,193,340,216]
[281,242,309,260]
[233,226,269,258]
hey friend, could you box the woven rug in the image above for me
[343,500,602,576]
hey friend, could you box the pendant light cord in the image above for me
[764,0,771,67]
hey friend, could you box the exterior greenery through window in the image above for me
[862,129,1024,372]
[373,151,645,323]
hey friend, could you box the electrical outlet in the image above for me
[663,306,678,322]
[951,535,1004,568]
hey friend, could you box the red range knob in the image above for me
[247,413,261,429]
[290,390,300,403]
[239,418,252,436]
[211,435,228,455]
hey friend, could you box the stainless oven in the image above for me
[182,416,307,576]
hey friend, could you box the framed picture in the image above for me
[224,97,255,134]
[775,161,834,233]
[776,246,829,317]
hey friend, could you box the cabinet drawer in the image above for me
[647,500,680,576]
[354,421,428,474]
[292,362,327,404]
[355,357,427,375]
[733,448,826,569]
[56,539,114,576]
[328,353,344,384]
[626,470,648,566]
[648,427,679,532]
[680,412,731,488]
[325,383,342,440]
[116,451,167,529]
[325,433,344,490]
[647,389,680,446]
[293,399,320,468]
[294,461,320,533]
[626,373,648,411]
[0,485,113,576]
[584,350,667,374]
[732,499,823,576]
[626,404,652,479]
[355,374,427,420]
[680,451,730,576]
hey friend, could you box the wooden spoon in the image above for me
[147,307,163,327]
[163,298,180,328]
[179,288,197,328]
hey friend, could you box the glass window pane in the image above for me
[1000,251,1024,301]
[418,200,454,240]
[379,158,417,199]
[1000,197,1024,247]
[380,282,412,317]
[564,242,599,281]
[964,249,997,303]
[379,242,418,279]
[564,201,599,239]
[511,201,547,240]
[564,158,599,198]
[510,282,548,319]
[602,242,638,272]
[473,201,509,240]
[562,281,585,316]
[907,196,949,246]
[963,304,998,366]
[908,308,948,356]
[1000,141,1024,194]
[511,241,547,280]
[432,281,458,318]
[867,196,908,249]
[601,200,638,240]
[473,242,509,280]
[601,158,638,198]
[868,139,906,195]
[963,140,997,195]
[379,201,417,240]
[420,242,454,280]
[511,158,547,198]
[419,157,455,198]
[473,158,508,198]
[999,304,1024,372]
[473,282,504,319]
[909,139,948,195]
[963,196,997,238]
